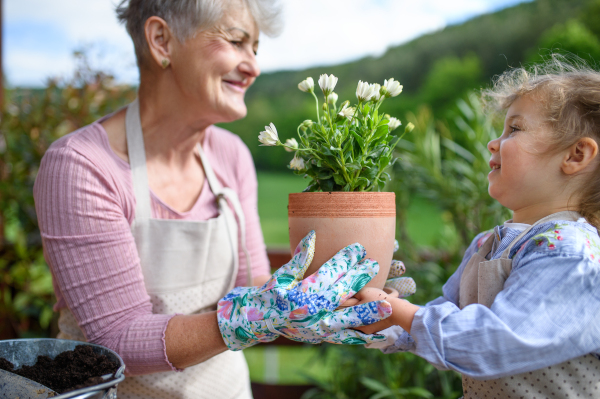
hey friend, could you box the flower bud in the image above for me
[371,84,381,101]
[388,117,401,131]
[405,122,415,133]
[327,92,338,105]
[298,77,314,93]
[284,138,299,152]
[289,155,306,171]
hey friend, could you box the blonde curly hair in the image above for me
[482,55,600,229]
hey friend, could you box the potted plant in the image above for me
[258,74,413,289]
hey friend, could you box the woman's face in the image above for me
[170,3,260,124]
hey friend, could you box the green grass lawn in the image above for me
[257,171,308,246]
[244,345,328,385]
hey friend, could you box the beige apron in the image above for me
[57,99,254,399]
[459,211,600,398]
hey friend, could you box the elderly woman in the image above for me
[33,0,392,398]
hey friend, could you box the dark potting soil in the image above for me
[0,345,119,394]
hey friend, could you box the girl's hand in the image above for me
[351,287,420,334]
[350,287,399,334]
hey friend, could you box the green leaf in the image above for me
[320,178,334,192]
[333,173,346,186]
[345,162,361,171]
[373,124,389,140]
[363,165,379,180]
[360,377,389,392]
[317,170,333,179]
[378,156,391,170]
[350,131,365,151]
[404,387,434,398]
[356,177,369,190]
[39,306,53,329]
[342,138,353,153]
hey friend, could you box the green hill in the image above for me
[220,0,592,171]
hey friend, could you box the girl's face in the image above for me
[487,94,567,214]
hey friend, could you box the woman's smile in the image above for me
[222,78,251,93]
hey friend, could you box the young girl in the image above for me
[358,59,600,398]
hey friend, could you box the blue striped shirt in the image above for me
[382,218,600,379]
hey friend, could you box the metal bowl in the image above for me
[0,338,125,398]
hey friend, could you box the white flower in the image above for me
[289,155,305,170]
[371,84,382,101]
[258,123,279,146]
[318,74,338,96]
[284,138,299,152]
[384,78,403,97]
[356,80,376,102]
[388,117,401,131]
[327,92,338,105]
[298,77,314,93]
[338,103,356,120]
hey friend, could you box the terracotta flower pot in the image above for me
[288,192,396,290]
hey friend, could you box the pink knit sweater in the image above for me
[33,122,270,375]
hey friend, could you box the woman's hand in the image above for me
[216,231,392,351]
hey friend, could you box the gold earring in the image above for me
[161,59,170,69]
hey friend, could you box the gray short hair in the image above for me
[116,0,282,66]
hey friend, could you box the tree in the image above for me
[420,54,483,111]
[528,19,600,65]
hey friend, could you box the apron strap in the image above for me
[197,143,254,287]
[124,97,254,287]
[499,210,582,259]
[125,98,153,221]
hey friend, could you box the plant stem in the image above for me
[311,91,320,123]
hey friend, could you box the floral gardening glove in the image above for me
[217,230,392,351]
[384,240,416,298]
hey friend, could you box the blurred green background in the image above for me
[2,0,600,397]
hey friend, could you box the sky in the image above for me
[4,0,529,87]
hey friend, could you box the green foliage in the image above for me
[580,0,600,38]
[527,19,600,65]
[302,346,461,399]
[395,94,511,247]
[265,78,410,192]
[421,54,483,111]
[0,52,136,338]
